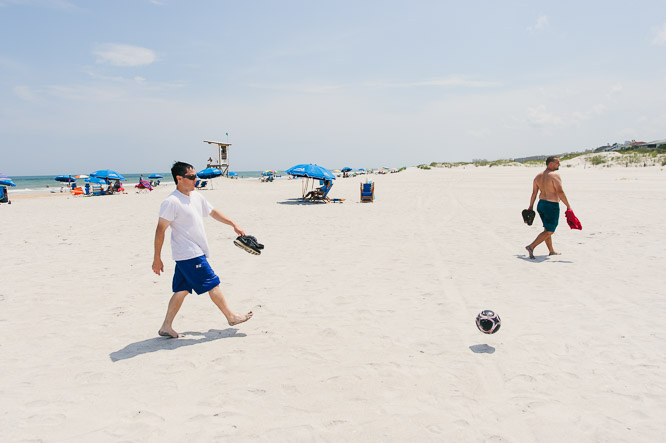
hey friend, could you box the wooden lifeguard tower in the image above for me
[203,140,232,177]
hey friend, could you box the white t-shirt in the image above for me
[159,190,214,261]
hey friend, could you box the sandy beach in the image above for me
[1,162,665,442]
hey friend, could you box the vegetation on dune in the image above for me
[415,144,666,170]
[589,155,607,165]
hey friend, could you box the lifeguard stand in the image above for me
[203,140,232,177]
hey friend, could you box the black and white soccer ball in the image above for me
[476,310,501,334]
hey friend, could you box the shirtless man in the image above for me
[525,156,571,259]
[152,161,253,338]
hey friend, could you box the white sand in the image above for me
[1,165,665,441]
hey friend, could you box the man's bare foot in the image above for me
[228,311,253,326]
[549,251,561,256]
[525,245,535,259]
[158,328,182,338]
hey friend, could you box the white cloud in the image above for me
[13,85,41,102]
[247,82,344,94]
[528,15,549,32]
[526,104,564,127]
[572,104,607,123]
[652,23,666,45]
[93,44,157,67]
[366,75,501,89]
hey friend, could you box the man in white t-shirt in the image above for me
[152,161,253,338]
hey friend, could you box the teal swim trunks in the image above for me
[537,199,560,232]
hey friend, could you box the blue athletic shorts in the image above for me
[172,255,220,295]
[537,199,560,233]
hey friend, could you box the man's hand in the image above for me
[234,226,246,237]
[152,258,164,275]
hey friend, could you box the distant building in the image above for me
[645,139,666,148]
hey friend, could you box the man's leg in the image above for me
[545,236,560,255]
[526,230,553,259]
[159,290,189,338]
[208,285,253,326]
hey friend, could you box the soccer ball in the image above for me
[476,310,501,334]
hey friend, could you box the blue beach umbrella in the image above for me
[196,168,222,179]
[228,172,238,177]
[285,164,336,181]
[341,167,352,172]
[85,177,107,184]
[90,169,125,181]
[148,174,163,179]
[54,175,76,182]
[0,172,16,187]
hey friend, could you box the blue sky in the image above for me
[1,0,666,175]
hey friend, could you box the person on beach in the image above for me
[525,156,572,259]
[152,161,253,338]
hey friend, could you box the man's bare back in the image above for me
[530,157,569,205]
[534,169,563,203]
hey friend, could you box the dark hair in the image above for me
[171,161,194,183]
[546,156,558,166]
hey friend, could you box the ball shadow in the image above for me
[469,344,496,354]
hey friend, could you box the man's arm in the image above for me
[152,217,171,275]
[554,175,571,210]
[528,177,539,210]
[210,209,246,236]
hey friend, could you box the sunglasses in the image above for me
[181,174,197,181]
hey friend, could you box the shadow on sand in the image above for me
[469,344,496,354]
[515,254,573,264]
[277,198,322,205]
[110,328,246,362]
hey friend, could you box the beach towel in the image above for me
[565,209,582,230]
[522,209,536,226]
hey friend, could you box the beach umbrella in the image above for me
[0,173,16,187]
[285,164,336,181]
[74,174,88,179]
[148,174,163,179]
[262,170,274,176]
[85,177,106,184]
[54,175,76,182]
[228,171,238,177]
[196,168,222,179]
[90,169,125,181]
[341,167,352,172]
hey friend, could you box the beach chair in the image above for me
[195,180,208,189]
[0,185,9,204]
[307,180,333,202]
[360,182,374,202]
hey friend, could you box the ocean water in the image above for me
[5,171,268,193]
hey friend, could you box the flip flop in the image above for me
[522,209,536,226]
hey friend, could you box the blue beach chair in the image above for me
[360,182,374,202]
[0,185,9,204]
[307,180,333,202]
